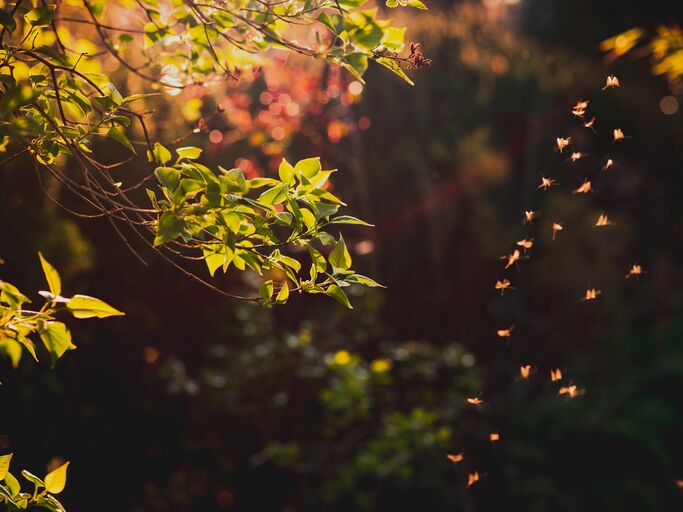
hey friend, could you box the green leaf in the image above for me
[0,9,17,34]
[375,57,415,86]
[152,142,172,165]
[38,252,61,296]
[259,184,288,205]
[39,322,75,359]
[154,166,180,190]
[107,126,136,154]
[176,146,202,160]
[20,470,43,488]
[328,234,352,271]
[381,26,406,51]
[406,0,428,9]
[44,462,68,495]
[0,453,12,480]
[295,157,322,179]
[202,245,233,277]
[346,274,385,287]
[154,213,185,245]
[120,93,159,106]
[204,252,224,277]
[341,53,368,81]
[0,282,30,308]
[309,247,327,273]
[325,284,353,309]
[278,158,296,184]
[66,295,124,318]
[4,472,20,497]
[0,86,39,114]
[24,5,56,26]
[275,282,289,303]
[259,280,274,302]
[277,254,301,273]
[329,215,374,226]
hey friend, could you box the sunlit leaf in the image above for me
[38,252,61,297]
[44,462,69,495]
[66,295,124,319]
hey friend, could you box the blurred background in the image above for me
[2,0,683,510]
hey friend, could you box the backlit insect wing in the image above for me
[550,368,563,382]
[497,326,514,338]
[538,176,558,190]
[603,158,614,171]
[447,453,464,463]
[467,397,483,406]
[559,385,577,397]
[517,239,534,252]
[573,179,593,194]
[495,279,513,295]
[626,264,645,279]
[520,365,532,379]
[552,222,563,240]
[602,74,621,90]
[524,210,539,224]
[595,214,613,227]
[501,249,521,269]
[559,385,584,398]
[572,99,589,117]
[467,471,480,488]
[556,137,572,153]
[613,128,626,142]
[582,288,602,301]
[570,152,586,162]
[584,117,597,131]
[490,432,500,442]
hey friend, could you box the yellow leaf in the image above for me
[0,453,12,480]
[44,461,69,494]
[38,252,61,296]
[66,295,124,319]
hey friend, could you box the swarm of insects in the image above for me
[450,70,647,492]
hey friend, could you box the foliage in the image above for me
[152,303,483,510]
[0,454,69,512]
[149,151,383,307]
[0,0,429,305]
[602,25,683,84]
[0,253,123,369]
